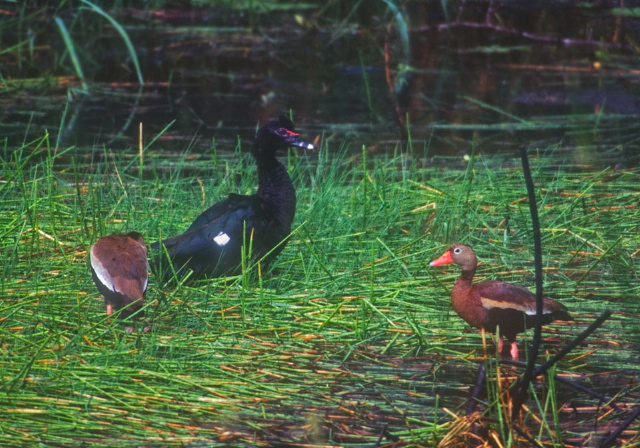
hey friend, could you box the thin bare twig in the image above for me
[533,310,612,378]
[501,348,620,412]
[554,371,620,412]
[598,406,640,448]
[466,361,487,416]
[511,146,544,419]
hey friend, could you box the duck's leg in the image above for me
[510,341,519,361]
[497,335,504,357]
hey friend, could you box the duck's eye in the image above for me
[453,248,461,254]
[275,128,288,136]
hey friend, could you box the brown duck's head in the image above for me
[123,231,146,246]
[429,244,478,271]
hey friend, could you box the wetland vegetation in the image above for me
[1,1,639,446]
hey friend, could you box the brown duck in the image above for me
[430,244,571,360]
[89,232,148,326]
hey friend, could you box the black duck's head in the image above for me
[253,115,315,158]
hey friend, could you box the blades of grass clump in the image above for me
[68,371,136,408]
[575,235,623,285]
[463,95,531,124]
[359,51,375,121]
[79,0,144,84]
[54,18,87,90]
[533,310,612,378]
[56,94,71,150]
[0,134,50,196]
[381,0,410,63]
[2,126,637,447]
[0,39,31,59]
[511,424,546,448]
[547,167,611,225]
[143,119,176,153]
[115,120,177,176]
[296,226,336,281]
[362,295,397,329]
[440,0,450,22]
[524,362,557,443]
[138,122,143,178]
[404,310,429,349]
[375,236,412,277]
[4,333,54,393]
[547,363,563,446]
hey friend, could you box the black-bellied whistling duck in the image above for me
[429,244,571,360]
[89,232,148,328]
[151,115,315,281]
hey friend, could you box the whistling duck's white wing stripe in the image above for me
[90,249,118,292]
[480,296,551,315]
[136,241,149,293]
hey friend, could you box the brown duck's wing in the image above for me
[541,297,572,320]
[476,281,536,313]
[123,243,149,296]
[90,235,149,298]
[477,280,571,319]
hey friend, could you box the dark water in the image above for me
[2,1,639,167]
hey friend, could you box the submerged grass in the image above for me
[0,130,639,447]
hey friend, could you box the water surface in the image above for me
[2,2,639,168]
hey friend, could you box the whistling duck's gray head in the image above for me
[430,244,477,271]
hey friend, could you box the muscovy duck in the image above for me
[152,115,314,281]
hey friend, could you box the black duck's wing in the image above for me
[152,196,276,279]
[186,195,239,231]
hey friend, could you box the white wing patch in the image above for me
[481,296,537,315]
[141,271,149,293]
[213,232,231,246]
[481,296,554,315]
[90,250,117,292]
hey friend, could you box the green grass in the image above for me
[1,129,638,446]
[2,1,639,445]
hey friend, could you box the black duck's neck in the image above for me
[256,156,296,225]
